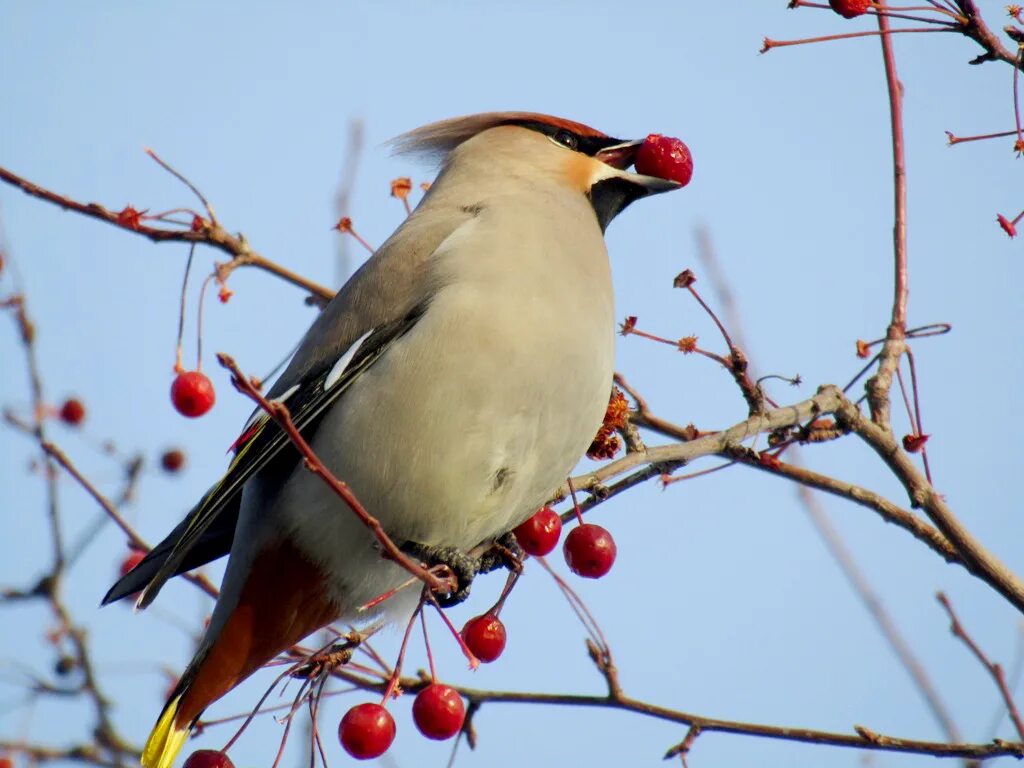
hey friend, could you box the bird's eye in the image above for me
[553,130,579,150]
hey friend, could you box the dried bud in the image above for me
[902,433,930,453]
[758,451,782,469]
[673,269,697,289]
[855,339,871,358]
[677,335,698,353]
[997,214,1017,238]
[218,286,234,303]
[116,205,146,230]
[334,216,353,232]
[586,388,629,460]
[586,432,621,460]
[390,177,413,199]
[191,215,205,232]
[604,388,629,431]
[1004,24,1024,43]
[619,316,638,336]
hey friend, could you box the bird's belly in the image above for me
[272,277,613,610]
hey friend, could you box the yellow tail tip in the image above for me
[142,694,190,768]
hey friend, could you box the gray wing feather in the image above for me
[267,206,472,398]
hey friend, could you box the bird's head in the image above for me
[392,112,683,230]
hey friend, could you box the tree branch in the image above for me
[0,165,335,303]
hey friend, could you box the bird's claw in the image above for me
[478,531,525,575]
[400,542,479,607]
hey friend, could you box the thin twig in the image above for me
[937,592,1024,739]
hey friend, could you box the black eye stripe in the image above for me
[505,119,624,157]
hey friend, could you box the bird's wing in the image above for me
[125,308,426,609]
[107,203,476,610]
[101,495,240,604]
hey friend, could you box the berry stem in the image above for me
[946,129,1020,145]
[567,476,585,526]
[535,556,610,653]
[145,148,219,226]
[420,609,437,681]
[380,601,422,703]
[426,594,480,669]
[490,568,521,616]
[1013,46,1024,147]
[174,244,196,374]
[761,27,950,54]
[196,272,216,372]
[904,346,933,485]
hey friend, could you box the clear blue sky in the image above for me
[2,2,1022,767]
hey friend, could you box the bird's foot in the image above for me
[478,531,525,575]
[400,542,479,608]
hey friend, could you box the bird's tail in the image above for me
[139,538,339,768]
[141,693,190,768]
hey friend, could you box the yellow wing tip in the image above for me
[142,694,190,768]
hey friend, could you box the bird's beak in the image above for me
[595,139,681,194]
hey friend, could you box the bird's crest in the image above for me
[391,111,608,160]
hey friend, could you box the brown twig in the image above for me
[937,592,1024,739]
[865,10,909,426]
[315,664,1024,760]
[0,165,335,303]
[733,448,958,564]
[836,398,1024,614]
[39,440,219,600]
[954,1,1024,69]
[799,487,962,743]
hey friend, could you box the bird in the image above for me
[103,111,682,768]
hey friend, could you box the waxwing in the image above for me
[103,112,683,767]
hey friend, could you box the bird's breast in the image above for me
[277,193,616,609]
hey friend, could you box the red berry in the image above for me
[339,703,396,760]
[170,371,216,418]
[119,550,146,578]
[182,751,234,768]
[634,134,694,187]
[58,398,86,426]
[461,614,507,663]
[412,684,465,741]
[513,506,562,556]
[160,448,187,473]
[829,0,870,18]
[563,524,617,579]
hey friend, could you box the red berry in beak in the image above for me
[829,0,870,18]
[635,134,694,187]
